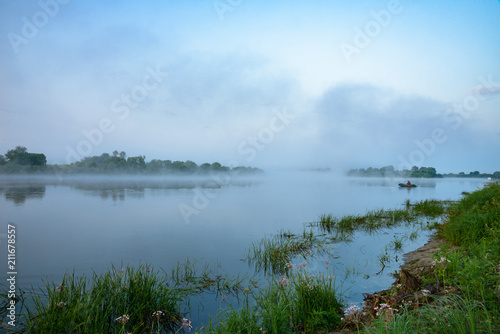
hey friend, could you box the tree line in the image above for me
[0,147,263,175]
[347,165,500,179]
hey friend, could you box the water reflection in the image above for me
[0,176,262,203]
[0,185,46,205]
[66,178,260,201]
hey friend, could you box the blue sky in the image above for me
[1,0,499,173]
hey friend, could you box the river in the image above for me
[0,172,487,327]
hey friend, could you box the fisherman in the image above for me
[407,180,411,185]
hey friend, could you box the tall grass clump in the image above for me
[204,302,262,334]
[20,261,253,333]
[316,207,415,236]
[411,199,446,217]
[205,266,345,334]
[25,265,183,333]
[260,266,345,333]
[245,229,331,275]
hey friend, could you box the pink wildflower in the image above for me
[115,314,130,324]
[152,310,164,319]
[182,318,193,330]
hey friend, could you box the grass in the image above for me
[24,265,183,334]
[439,183,500,247]
[364,295,497,334]
[204,265,345,334]
[391,236,404,251]
[411,199,447,217]
[5,261,254,333]
[244,228,334,275]
[315,199,447,235]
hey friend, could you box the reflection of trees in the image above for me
[0,178,262,204]
[1,186,46,205]
[72,184,137,201]
[69,179,261,201]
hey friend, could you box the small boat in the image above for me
[399,183,417,187]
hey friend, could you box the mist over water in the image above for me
[0,173,488,325]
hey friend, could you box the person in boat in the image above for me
[407,180,412,185]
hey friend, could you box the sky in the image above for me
[0,0,499,173]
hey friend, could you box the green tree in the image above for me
[5,146,28,163]
[127,156,146,169]
[184,160,198,171]
[410,167,437,178]
[29,153,47,166]
[171,161,187,171]
[147,159,163,172]
[200,163,211,173]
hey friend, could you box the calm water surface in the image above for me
[0,173,487,326]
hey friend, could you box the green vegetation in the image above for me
[25,265,182,334]
[365,295,496,334]
[315,199,445,234]
[347,165,441,178]
[443,170,500,178]
[347,164,499,179]
[205,266,344,334]
[3,261,254,334]
[0,147,263,175]
[439,183,500,247]
[245,229,325,275]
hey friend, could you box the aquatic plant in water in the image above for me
[15,261,254,334]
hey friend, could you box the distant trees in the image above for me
[443,170,500,178]
[75,152,145,171]
[348,165,403,177]
[0,147,265,175]
[67,151,263,175]
[348,165,498,179]
[4,146,46,166]
[410,167,437,178]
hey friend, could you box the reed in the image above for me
[14,261,253,334]
[411,199,446,217]
[245,228,333,275]
[24,265,183,333]
[205,266,345,334]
